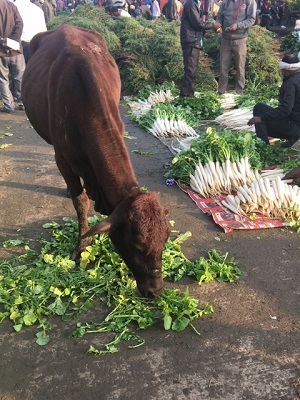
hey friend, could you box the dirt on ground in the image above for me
[0,105,299,400]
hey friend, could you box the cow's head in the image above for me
[82,190,170,297]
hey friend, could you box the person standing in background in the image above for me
[179,0,219,97]
[260,0,272,29]
[278,0,290,28]
[0,0,24,112]
[214,0,257,95]
[40,0,56,23]
[152,0,161,19]
[175,0,183,18]
[162,0,179,21]
[56,0,66,12]
[14,0,47,64]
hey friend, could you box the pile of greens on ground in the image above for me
[235,82,280,109]
[280,31,300,55]
[165,127,299,181]
[0,216,242,354]
[47,5,282,96]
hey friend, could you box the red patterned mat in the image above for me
[177,181,288,233]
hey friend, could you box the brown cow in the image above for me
[21,25,170,297]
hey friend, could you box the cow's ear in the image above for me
[81,216,112,238]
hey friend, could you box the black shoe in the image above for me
[0,107,13,113]
[18,104,24,111]
[281,134,300,148]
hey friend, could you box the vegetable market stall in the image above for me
[126,90,300,232]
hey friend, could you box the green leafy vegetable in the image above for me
[165,127,290,181]
[0,217,242,354]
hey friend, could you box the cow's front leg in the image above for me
[72,190,92,259]
[55,153,92,259]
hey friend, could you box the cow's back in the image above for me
[22,25,122,146]
[22,25,138,214]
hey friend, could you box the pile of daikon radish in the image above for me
[215,108,254,132]
[221,169,300,220]
[188,128,300,221]
[219,93,240,110]
[126,89,198,138]
[190,159,300,221]
[190,156,261,197]
[148,110,198,138]
[124,89,175,118]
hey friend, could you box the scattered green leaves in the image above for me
[187,249,243,284]
[0,217,242,354]
[2,238,26,247]
[131,150,155,156]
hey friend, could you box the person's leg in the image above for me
[180,46,200,97]
[233,37,247,93]
[253,102,273,144]
[267,119,300,147]
[10,54,26,109]
[254,102,300,146]
[218,37,231,94]
[0,57,15,111]
[21,42,30,64]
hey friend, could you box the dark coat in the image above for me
[162,0,178,21]
[180,0,213,48]
[0,0,23,57]
[261,71,300,127]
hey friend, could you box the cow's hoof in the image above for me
[71,237,92,261]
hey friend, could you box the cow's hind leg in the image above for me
[55,154,92,259]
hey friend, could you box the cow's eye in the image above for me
[152,269,161,276]
[133,241,146,253]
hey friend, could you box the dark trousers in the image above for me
[180,46,200,98]
[260,14,270,29]
[21,41,30,64]
[253,102,300,144]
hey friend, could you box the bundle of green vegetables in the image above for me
[168,127,298,180]
[166,128,279,181]
[188,128,269,197]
